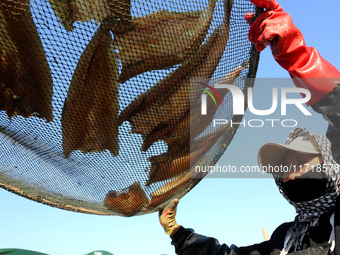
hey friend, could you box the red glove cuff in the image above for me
[284,47,340,105]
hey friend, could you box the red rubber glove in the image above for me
[245,0,340,105]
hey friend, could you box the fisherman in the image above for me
[159,0,340,254]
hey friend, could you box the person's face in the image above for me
[281,150,323,183]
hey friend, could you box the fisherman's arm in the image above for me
[246,0,340,108]
[159,199,285,255]
[246,0,340,118]
[170,226,280,255]
[246,0,340,161]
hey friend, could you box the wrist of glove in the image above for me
[159,199,181,236]
[246,0,340,105]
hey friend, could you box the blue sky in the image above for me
[1,0,340,254]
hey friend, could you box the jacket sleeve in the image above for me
[311,84,340,163]
[170,224,290,255]
[170,226,231,255]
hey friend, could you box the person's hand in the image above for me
[159,199,181,236]
[245,0,298,54]
[245,0,340,106]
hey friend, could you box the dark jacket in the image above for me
[170,85,340,255]
[171,204,338,255]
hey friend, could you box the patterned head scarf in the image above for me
[270,127,340,254]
